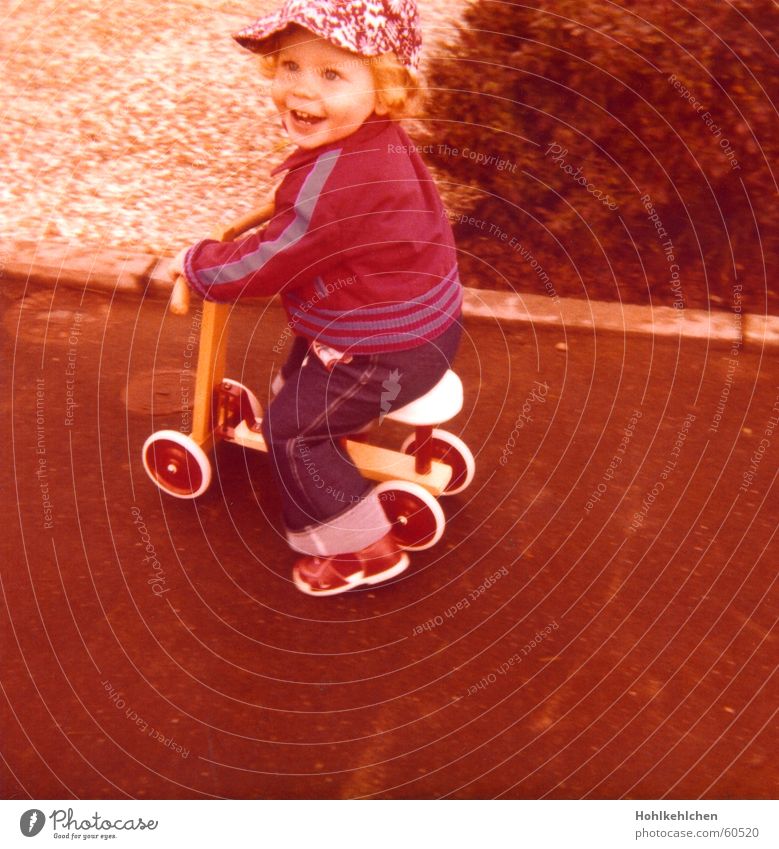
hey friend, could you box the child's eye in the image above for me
[323,68,340,81]
[280,59,299,73]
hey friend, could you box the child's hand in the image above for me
[168,247,191,316]
[169,275,190,316]
[168,246,188,282]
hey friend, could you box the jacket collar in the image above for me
[271,113,392,175]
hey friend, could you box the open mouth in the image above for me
[290,109,325,126]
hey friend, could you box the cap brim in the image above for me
[233,9,377,59]
[232,11,288,52]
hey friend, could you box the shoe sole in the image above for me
[360,552,410,586]
[292,567,363,597]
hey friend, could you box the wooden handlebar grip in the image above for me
[211,200,276,242]
[169,198,276,317]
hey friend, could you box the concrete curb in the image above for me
[462,289,779,347]
[4,238,779,347]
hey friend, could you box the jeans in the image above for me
[262,317,462,556]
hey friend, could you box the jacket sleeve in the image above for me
[183,154,342,303]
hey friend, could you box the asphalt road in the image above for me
[2,280,776,799]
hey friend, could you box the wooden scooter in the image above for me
[142,204,474,550]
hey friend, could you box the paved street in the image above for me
[2,280,776,799]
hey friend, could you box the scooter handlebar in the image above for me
[210,200,276,242]
[168,198,276,317]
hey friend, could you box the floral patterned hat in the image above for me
[233,0,422,71]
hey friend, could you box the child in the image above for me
[169,0,462,596]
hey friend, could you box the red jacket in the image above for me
[183,115,461,354]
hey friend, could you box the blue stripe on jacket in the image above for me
[196,149,341,287]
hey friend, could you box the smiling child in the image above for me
[169,0,462,596]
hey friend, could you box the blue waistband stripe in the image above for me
[287,274,461,333]
[285,264,459,318]
[288,281,462,346]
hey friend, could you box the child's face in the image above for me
[271,28,381,149]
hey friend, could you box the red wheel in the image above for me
[375,481,445,551]
[142,430,212,499]
[400,429,476,495]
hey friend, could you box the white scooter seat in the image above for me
[385,369,463,426]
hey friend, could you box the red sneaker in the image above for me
[292,533,409,596]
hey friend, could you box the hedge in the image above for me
[422,0,778,313]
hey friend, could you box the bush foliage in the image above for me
[423,0,778,312]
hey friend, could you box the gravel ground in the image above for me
[1,0,467,256]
